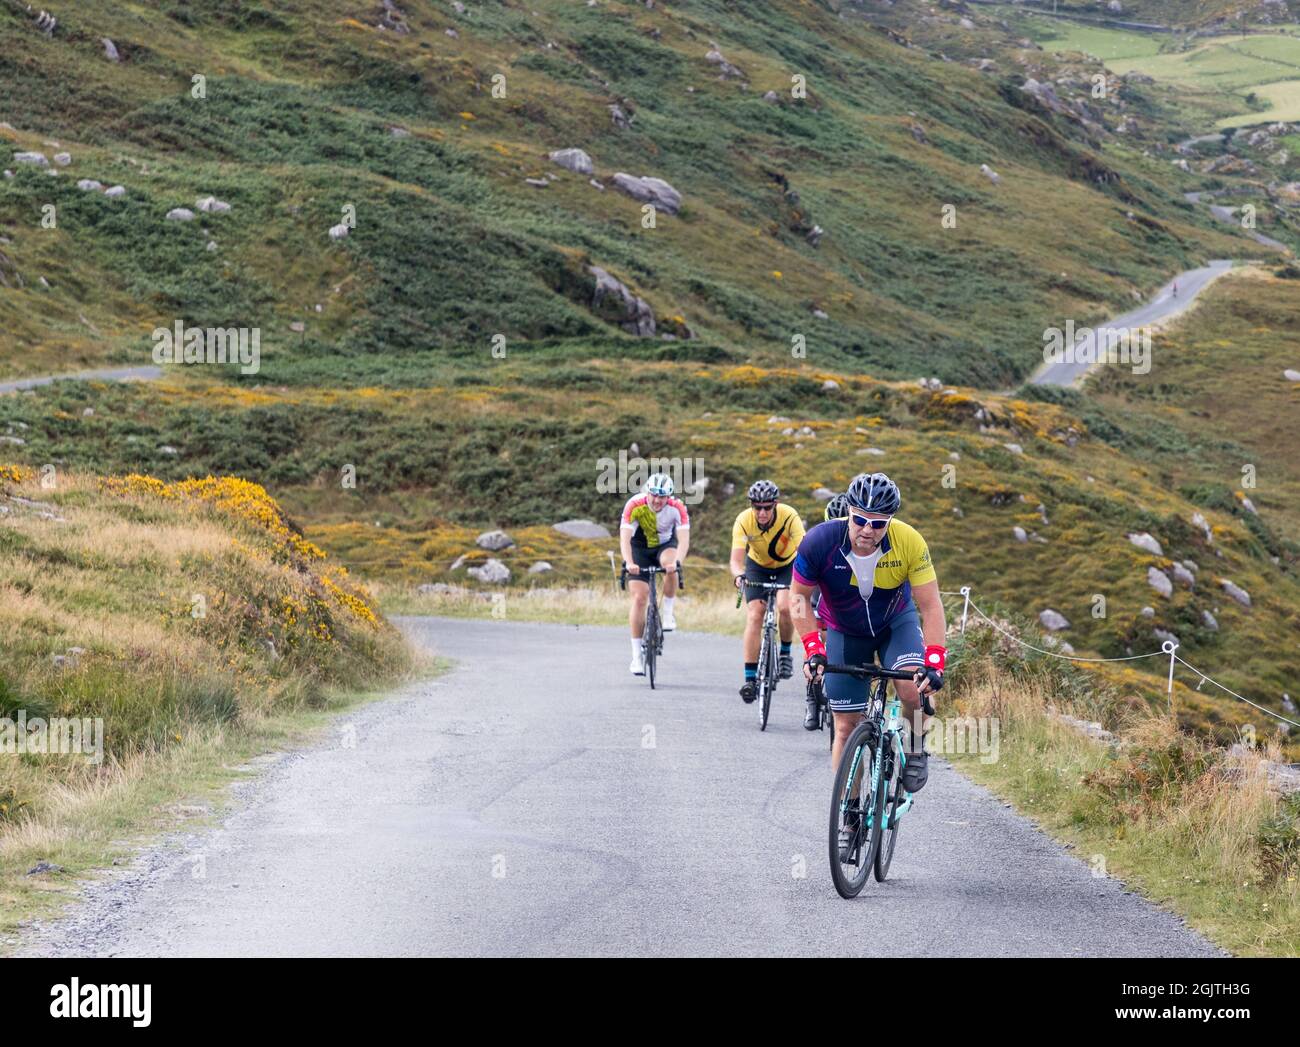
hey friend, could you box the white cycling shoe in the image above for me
[661,611,677,632]
[629,651,646,675]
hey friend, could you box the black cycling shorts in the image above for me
[629,538,678,579]
[743,557,793,603]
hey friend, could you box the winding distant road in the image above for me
[14,618,1222,957]
[1029,259,1236,385]
[0,365,161,394]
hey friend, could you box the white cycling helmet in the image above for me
[645,473,675,496]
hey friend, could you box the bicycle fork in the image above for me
[884,695,915,826]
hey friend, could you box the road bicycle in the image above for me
[619,563,683,689]
[736,580,790,730]
[817,662,934,898]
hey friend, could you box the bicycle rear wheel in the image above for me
[874,732,904,881]
[829,719,883,899]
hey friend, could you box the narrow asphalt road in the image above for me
[0,365,161,394]
[1029,259,1236,386]
[16,618,1222,957]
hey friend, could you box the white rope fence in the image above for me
[940,587,1300,730]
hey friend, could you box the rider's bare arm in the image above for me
[619,526,637,573]
[790,579,819,644]
[911,580,947,648]
[729,547,746,587]
[675,526,690,560]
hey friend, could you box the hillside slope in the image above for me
[0,0,1256,386]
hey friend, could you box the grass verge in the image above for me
[0,464,417,948]
[947,622,1300,956]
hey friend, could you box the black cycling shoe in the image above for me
[901,750,928,793]
[803,695,820,731]
[739,680,757,704]
[778,652,793,680]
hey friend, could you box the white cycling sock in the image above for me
[631,638,642,656]
[663,597,675,614]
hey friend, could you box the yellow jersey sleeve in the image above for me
[788,508,807,550]
[900,523,937,586]
[731,510,753,550]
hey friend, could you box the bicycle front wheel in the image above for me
[645,607,658,689]
[874,732,904,882]
[829,719,883,899]
[757,629,773,731]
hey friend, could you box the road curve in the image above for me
[15,618,1222,958]
[1029,259,1236,386]
[0,366,162,394]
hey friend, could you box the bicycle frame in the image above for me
[827,664,928,838]
[619,564,684,689]
[740,580,789,730]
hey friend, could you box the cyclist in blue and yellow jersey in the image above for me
[789,473,947,793]
[729,480,805,703]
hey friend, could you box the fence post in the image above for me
[960,586,971,634]
[1161,640,1179,716]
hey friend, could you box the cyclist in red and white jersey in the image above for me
[619,473,690,675]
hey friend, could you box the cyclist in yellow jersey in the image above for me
[729,480,806,703]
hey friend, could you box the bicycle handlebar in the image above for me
[816,663,936,715]
[619,563,685,592]
[822,663,916,681]
[734,579,789,607]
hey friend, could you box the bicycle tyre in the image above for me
[829,719,883,899]
[757,626,773,731]
[645,605,658,690]
[874,732,904,882]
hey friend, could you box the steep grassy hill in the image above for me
[0,0,1254,387]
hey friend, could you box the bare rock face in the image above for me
[705,48,745,80]
[1127,532,1163,556]
[1220,578,1251,607]
[611,173,682,215]
[1147,566,1172,599]
[553,519,610,540]
[589,266,655,337]
[549,148,593,175]
[475,529,514,551]
[467,558,510,584]
[1039,609,1070,631]
[379,0,412,33]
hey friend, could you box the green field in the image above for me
[1010,12,1300,127]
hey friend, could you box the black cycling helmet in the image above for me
[824,493,850,521]
[845,472,900,515]
[747,479,780,503]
